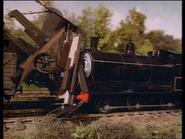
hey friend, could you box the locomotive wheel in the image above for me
[95,97,112,113]
[34,53,56,74]
[127,96,144,111]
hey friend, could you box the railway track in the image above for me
[4,109,181,130]
[3,89,182,130]
[3,89,63,118]
[71,109,181,119]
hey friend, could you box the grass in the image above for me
[4,112,182,139]
[21,82,47,90]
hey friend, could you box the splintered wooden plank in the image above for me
[68,35,81,67]
[70,50,80,92]
[78,65,89,93]
[69,35,82,93]
[57,29,73,68]
[61,57,71,90]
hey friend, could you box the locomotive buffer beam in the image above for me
[104,103,174,111]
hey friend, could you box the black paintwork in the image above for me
[85,48,182,93]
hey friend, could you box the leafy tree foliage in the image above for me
[175,39,182,53]
[136,39,154,55]
[4,1,55,47]
[76,6,94,47]
[76,4,114,51]
[94,4,114,51]
[4,2,181,54]
[114,8,147,54]
[4,9,15,32]
[145,30,180,52]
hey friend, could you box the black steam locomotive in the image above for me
[81,39,181,112]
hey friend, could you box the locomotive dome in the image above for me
[125,42,135,54]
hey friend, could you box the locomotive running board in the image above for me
[47,101,85,118]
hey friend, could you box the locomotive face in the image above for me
[84,52,92,78]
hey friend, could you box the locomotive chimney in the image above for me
[125,42,135,54]
[90,37,99,49]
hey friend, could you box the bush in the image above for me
[71,122,101,139]
[23,115,72,139]
[12,114,181,139]
[71,117,140,139]
[138,122,182,139]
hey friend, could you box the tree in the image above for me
[146,30,178,51]
[4,8,15,32]
[76,4,114,51]
[135,39,154,55]
[76,6,94,47]
[114,7,147,53]
[94,4,114,51]
[175,39,182,53]
[62,9,78,25]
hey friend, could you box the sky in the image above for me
[3,1,182,39]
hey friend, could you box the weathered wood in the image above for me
[78,65,89,93]
[3,60,15,65]
[57,29,72,68]
[61,57,71,90]
[69,35,82,93]
[70,50,80,92]
[3,69,14,73]
[3,52,16,90]
[3,65,15,69]
[18,27,65,85]
[3,83,15,89]
[8,9,47,47]
[3,53,16,58]
[17,38,37,54]
[3,73,14,77]
[3,77,11,81]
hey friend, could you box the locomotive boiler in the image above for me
[3,1,181,115]
[84,42,176,93]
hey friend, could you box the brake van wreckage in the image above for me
[3,2,182,117]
